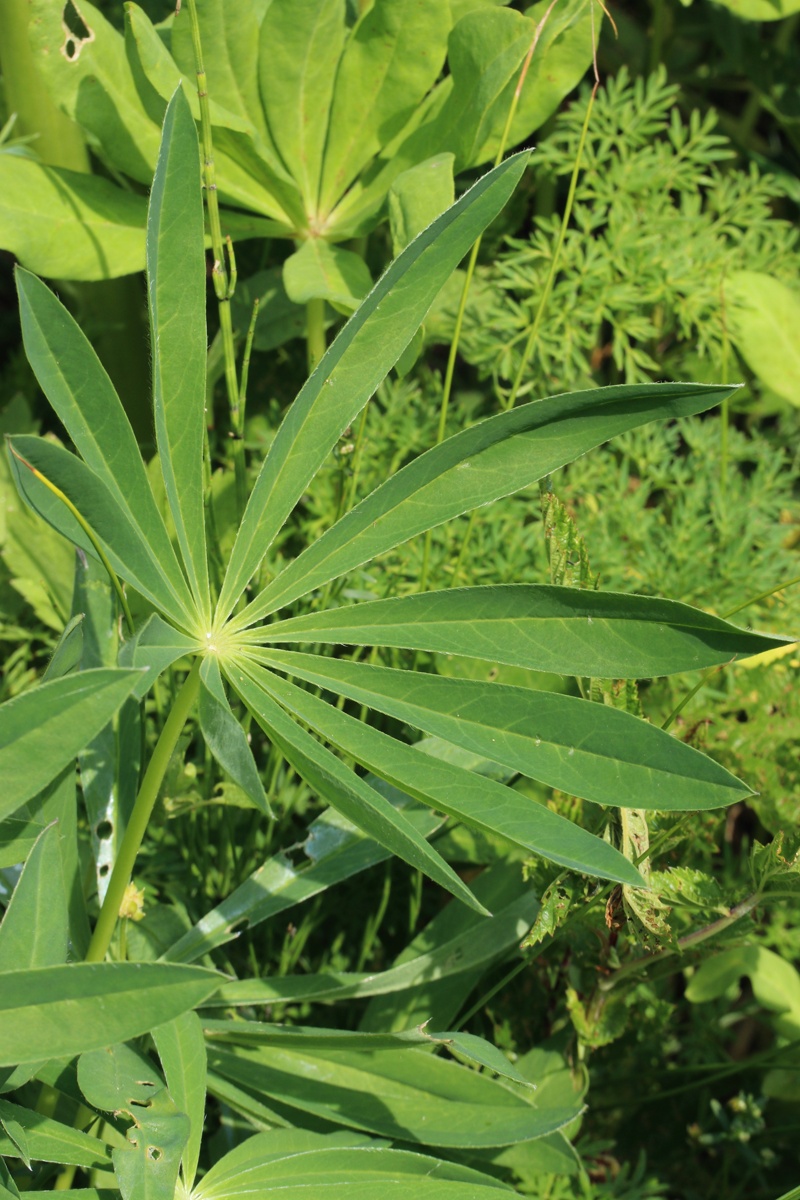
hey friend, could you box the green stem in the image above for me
[419,8,560,593]
[597,892,760,993]
[306,297,326,374]
[183,0,244,508]
[505,81,598,411]
[85,659,202,963]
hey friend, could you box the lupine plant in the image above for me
[0,85,788,1198]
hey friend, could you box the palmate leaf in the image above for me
[258,585,787,678]
[233,382,739,627]
[240,661,644,886]
[215,150,529,625]
[251,650,752,813]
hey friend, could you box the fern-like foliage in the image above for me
[435,68,799,401]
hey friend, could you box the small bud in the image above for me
[119,883,146,922]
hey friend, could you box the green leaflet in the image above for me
[252,650,752,812]
[0,824,68,973]
[259,0,346,213]
[203,888,537,1007]
[79,1043,188,1200]
[163,795,445,965]
[235,382,739,625]
[152,1013,207,1191]
[193,1129,513,1199]
[226,664,488,915]
[8,435,193,629]
[119,614,197,701]
[283,241,373,311]
[259,584,787,677]
[247,662,644,886]
[147,87,210,624]
[727,270,800,406]
[0,963,220,1065]
[206,1041,580,1149]
[0,158,148,281]
[0,669,142,822]
[15,268,194,619]
[319,0,450,211]
[0,1100,110,1171]
[215,151,529,624]
[199,658,271,816]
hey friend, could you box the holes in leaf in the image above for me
[146,1146,162,1162]
[60,0,94,61]
[99,864,109,877]
[96,819,113,840]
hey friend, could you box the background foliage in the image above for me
[0,1,799,1198]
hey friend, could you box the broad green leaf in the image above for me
[152,1013,206,1191]
[29,0,161,185]
[119,615,197,701]
[199,659,271,816]
[216,151,528,623]
[0,669,142,822]
[436,1032,534,1087]
[0,823,68,972]
[283,241,372,311]
[147,88,209,624]
[125,4,302,226]
[259,0,345,213]
[0,157,148,281]
[253,650,753,812]
[0,155,283,282]
[169,0,268,141]
[79,1043,189,1200]
[207,1041,580,1148]
[319,0,450,210]
[710,0,800,17]
[8,435,194,629]
[259,585,785,677]
[248,663,644,886]
[227,665,488,914]
[0,963,220,1065]
[429,3,594,170]
[0,1100,110,1171]
[728,271,800,405]
[236,382,738,625]
[206,889,537,1008]
[686,945,800,1037]
[194,1129,513,1199]
[389,154,456,255]
[16,268,194,621]
[164,794,444,965]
